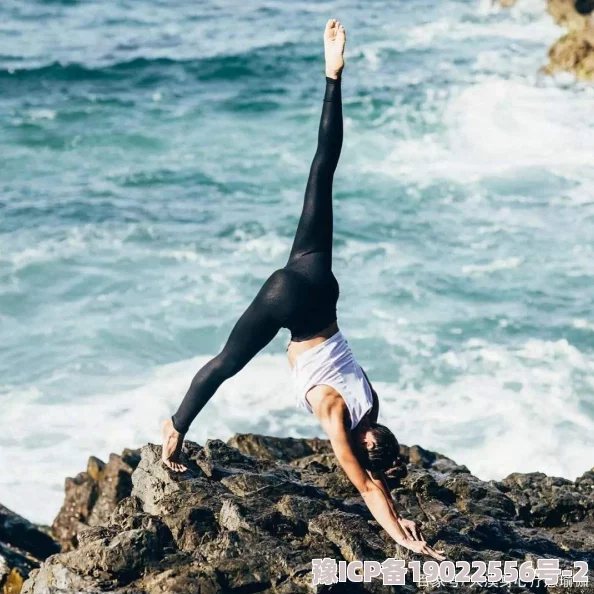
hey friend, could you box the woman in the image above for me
[162,19,444,561]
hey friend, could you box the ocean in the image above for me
[1,0,594,525]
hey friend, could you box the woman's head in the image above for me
[354,422,402,473]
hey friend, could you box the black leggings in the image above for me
[172,77,343,434]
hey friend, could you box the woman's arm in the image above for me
[359,368,422,539]
[367,470,423,541]
[368,471,399,515]
[315,401,444,560]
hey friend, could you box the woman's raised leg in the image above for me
[288,19,346,268]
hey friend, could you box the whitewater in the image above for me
[1,0,594,524]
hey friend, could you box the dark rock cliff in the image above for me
[51,450,141,552]
[0,505,59,594]
[12,434,593,594]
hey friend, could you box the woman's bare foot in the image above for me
[324,19,346,80]
[161,418,187,472]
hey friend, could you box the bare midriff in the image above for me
[287,321,339,370]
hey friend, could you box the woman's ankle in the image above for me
[326,69,342,80]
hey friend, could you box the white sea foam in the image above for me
[27,109,57,121]
[364,79,594,185]
[232,231,288,262]
[462,257,522,275]
[0,353,298,524]
[1,226,125,269]
[572,319,594,332]
[376,337,594,482]
[3,0,594,529]
[2,333,593,524]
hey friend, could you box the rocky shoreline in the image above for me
[497,0,594,80]
[0,433,591,593]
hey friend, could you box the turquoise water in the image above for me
[2,0,594,523]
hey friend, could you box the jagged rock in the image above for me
[22,434,594,593]
[0,505,60,594]
[545,0,594,80]
[548,0,592,30]
[544,25,594,80]
[51,449,140,551]
[228,433,333,462]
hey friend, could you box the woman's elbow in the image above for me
[358,480,379,497]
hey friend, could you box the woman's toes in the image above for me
[325,19,337,38]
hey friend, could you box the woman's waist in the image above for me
[287,321,339,369]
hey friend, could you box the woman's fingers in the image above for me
[410,523,420,540]
[401,525,413,540]
[424,545,446,561]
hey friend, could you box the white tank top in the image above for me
[291,331,374,430]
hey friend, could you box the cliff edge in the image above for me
[11,434,593,593]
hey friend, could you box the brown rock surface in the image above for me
[544,25,594,80]
[51,449,140,551]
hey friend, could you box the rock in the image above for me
[543,0,594,80]
[22,434,594,593]
[228,433,333,462]
[51,449,140,551]
[499,0,594,80]
[548,0,593,30]
[544,26,594,80]
[0,505,60,594]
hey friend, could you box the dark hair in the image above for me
[358,423,400,472]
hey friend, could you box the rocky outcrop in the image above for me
[545,25,594,80]
[498,0,594,80]
[51,449,140,552]
[0,505,59,594]
[544,0,594,79]
[548,0,593,30]
[0,448,140,594]
[21,434,594,594]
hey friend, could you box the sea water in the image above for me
[1,0,594,524]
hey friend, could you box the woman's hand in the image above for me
[398,517,423,541]
[398,538,445,561]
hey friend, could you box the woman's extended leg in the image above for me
[162,271,291,470]
[288,19,345,269]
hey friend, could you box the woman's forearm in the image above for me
[368,472,400,518]
[361,486,408,543]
